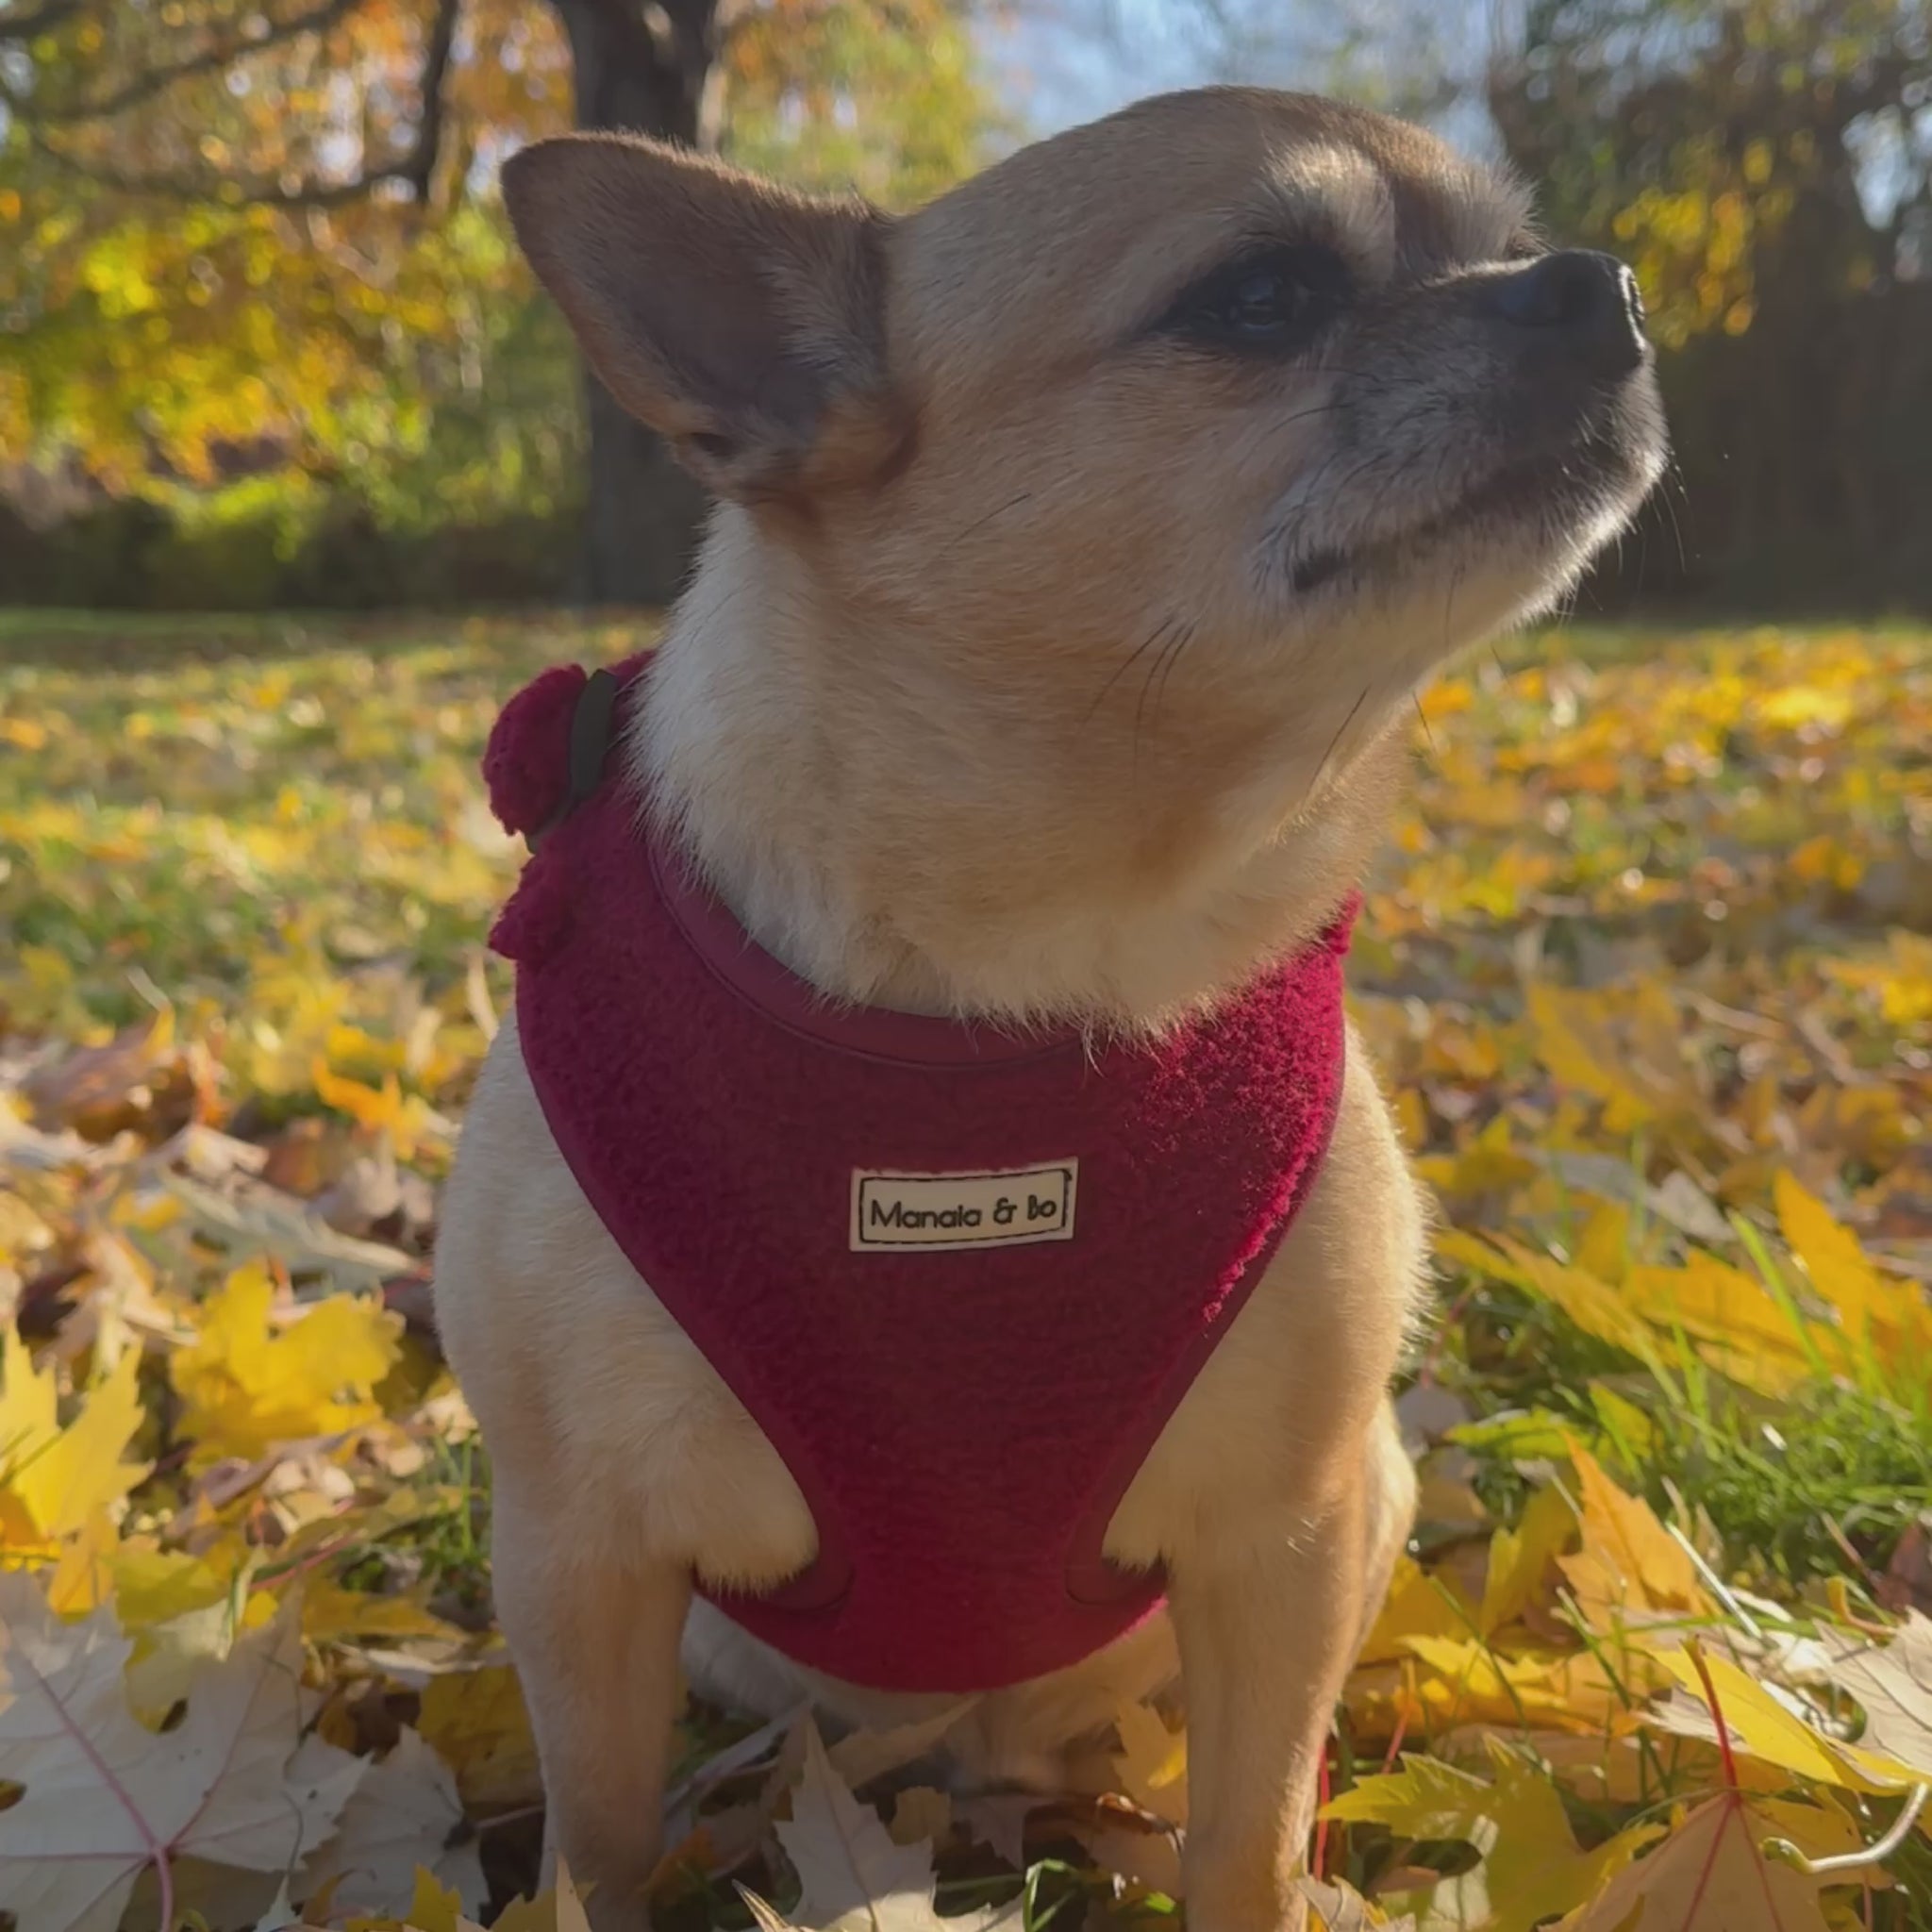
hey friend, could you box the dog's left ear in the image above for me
[502,133,900,500]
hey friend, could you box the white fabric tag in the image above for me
[849,1161,1078,1254]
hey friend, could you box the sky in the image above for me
[979,0,1503,149]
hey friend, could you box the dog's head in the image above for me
[508,87,1659,738]
[505,90,1664,1008]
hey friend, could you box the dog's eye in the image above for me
[1160,244,1349,353]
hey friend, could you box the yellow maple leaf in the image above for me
[1399,1635,1631,1733]
[1775,1172,1932,1374]
[1645,1646,1914,1796]
[1622,1253,1820,1398]
[1480,1484,1579,1637]
[1435,1230,1660,1365]
[1324,1740,1661,1932]
[111,1537,251,1629]
[1573,1200,1631,1284]
[313,1057,405,1131]
[302,1574,463,1647]
[170,1260,402,1462]
[0,1332,149,1543]
[1558,1441,1711,1633]
[418,1664,542,1811]
[42,1511,118,1615]
[311,1055,438,1157]
[1527,983,1661,1135]
[1360,1553,1480,1664]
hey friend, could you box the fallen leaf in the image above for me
[1620,1255,1820,1398]
[1556,1791,1832,1930]
[1389,1637,1630,1733]
[749,1721,1022,1932]
[170,1258,402,1461]
[1775,1171,1932,1368]
[826,1701,974,1790]
[953,1792,1039,1869]
[160,1169,414,1294]
[1299,1874,1420,1930]
[1880,1517,1932,1616]
[0,1573,361,1932]
[1480,1484,1578,1636]
[1558,1441,1711,1631]
[888,1787,953,1849]
[302,1575,465,1650]
[1360,1554,1479,1665]
[1813,1612,1932,1780]
[417,1663,541,1811]
[0,1330,150,1542]
[1323,1742,1660,1932]
[1645,1649,1869,1791]
[1434,1231,1660,1365]
[299,1726,488,1918]
[25,1009,178,1141]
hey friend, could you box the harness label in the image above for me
[850,1161,1078,1254]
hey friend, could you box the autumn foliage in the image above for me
[0,0,994,606]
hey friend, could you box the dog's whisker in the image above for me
[1086,615,1180,725]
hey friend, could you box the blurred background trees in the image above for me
[1,0,1927,612]
[1491,0,1932,608]
[0,0,991,604]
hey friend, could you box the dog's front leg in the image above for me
[492,1489,691,1932]
[1168,1479,1370,1932]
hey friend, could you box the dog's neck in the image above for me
[631,510,1404,1032]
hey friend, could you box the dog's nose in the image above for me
[1484,249,1647,375]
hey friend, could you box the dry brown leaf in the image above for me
[296,1725,488,1918]
[25,1010,179,1141]
[744,1721,1023,1932]
[1557,1792,1832,1930]
[825,1700,974,1790]
[1298,1874,1420,1930]
[1880,1517,1932,1616]
[953,1792,1041,1870]
[1816,1611,1932,1778]
[0,1574,361,1932]
[888,1786,953,1848]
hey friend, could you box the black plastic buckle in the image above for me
[529,666,623,849]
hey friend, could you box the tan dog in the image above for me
[435,86,1664,1932]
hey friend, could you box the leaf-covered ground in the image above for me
[2,611,1930,1932]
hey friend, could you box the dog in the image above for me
[434,85,1665,1932]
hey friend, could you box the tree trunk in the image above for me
[545,0,721,608]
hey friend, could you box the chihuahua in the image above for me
[435,86,1664,1932]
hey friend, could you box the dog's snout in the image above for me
[1485,249,1647,375]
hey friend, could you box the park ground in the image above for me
[2,611,1931,1931]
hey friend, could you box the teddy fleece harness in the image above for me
[483,657,1355,1694]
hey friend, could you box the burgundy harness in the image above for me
[485,658,1353,1693]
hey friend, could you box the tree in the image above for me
[0,0,992,605]
[1489,0,1932,607]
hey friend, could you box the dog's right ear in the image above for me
[502,134,899,500]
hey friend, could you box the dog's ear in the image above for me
[502,134,899,500]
